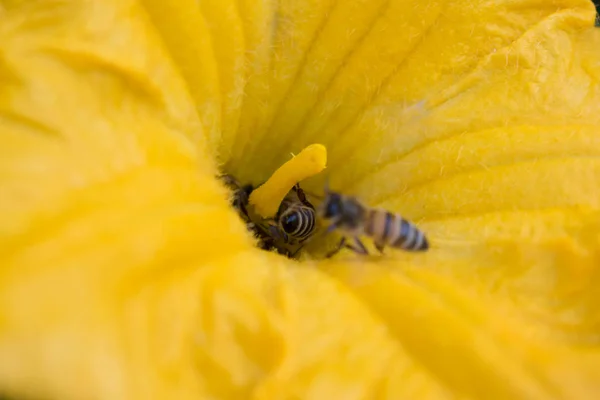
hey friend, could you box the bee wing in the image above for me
[295,189,324,208]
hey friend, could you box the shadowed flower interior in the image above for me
[1,0,600,399]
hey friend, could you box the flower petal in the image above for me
[321,234,600,398]
[231,0,597,182]
[0,0,213,239]
[139,0,224,154]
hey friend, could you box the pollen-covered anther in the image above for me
[249,143,327,218]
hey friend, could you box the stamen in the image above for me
[249,143,327,218]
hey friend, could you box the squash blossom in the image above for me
[2,0,600,398]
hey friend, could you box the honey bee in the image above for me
[317,184,429,258]
[218,174,298,258]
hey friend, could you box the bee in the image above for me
[266,183,317,251]
[218,173,298,258]
[317,184,429,258]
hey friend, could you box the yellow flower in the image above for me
[1,0,600,398]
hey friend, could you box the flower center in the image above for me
[222,144,328,259]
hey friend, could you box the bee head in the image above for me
[321,192,343,219]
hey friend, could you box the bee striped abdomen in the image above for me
[365,209,394,244]
[302,207,316,238]
[391,217,429,251]
[279,204,316,242]
[362,209,378,236]
[364,209,375,236]
[382,211,394,243]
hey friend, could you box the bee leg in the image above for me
[325,237,347,258]
[294,185,305,201]
[269,226,285,242]
[326,236,369,258]
[374,241,385,254]
[237,201,250,222]
[348,237,369,255]
[290,245,304,258]
[293,184,313,208]
[265,219,285,241]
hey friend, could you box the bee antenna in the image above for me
[324,177,330,194]
[301,189,323,200]
[291,179,326,200]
